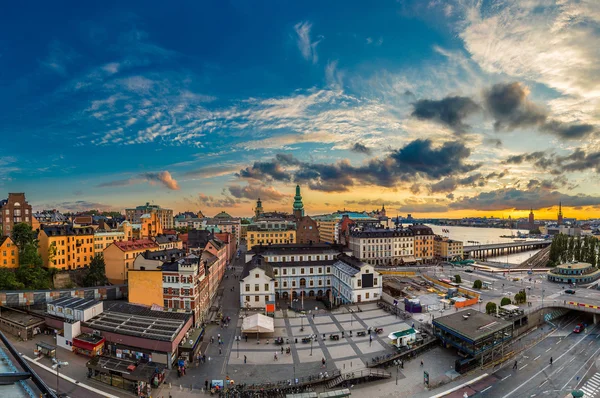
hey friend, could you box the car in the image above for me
[565,289,576,294]
[574,323,584,333]
[465,269,474,273]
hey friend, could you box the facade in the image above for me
[174,218,205,230]
[103,239,160,284]
[93,230,126,256]
[239,255,275,309]
[348,228,415,265]
[0,236,18,268]
[153,234,183,251]
[408,224,435,262]
[254,198,264,219]
[47,297,103,322]
[314,215,339,244]
[205,218,241,248]
[246,220,296,250]
[244,244,381,305]
[125,202,174,229]
[434,236,464,260]
[203,238,227,304]
[38,225,95,269]
[547,262,600,284]
[139,212,163,238]
[295,216,320,245]
[0,193,32,235]
[0,306,45,341]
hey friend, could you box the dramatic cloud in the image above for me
[504,148,600,175]
[428,171,506,194]
[449,187,600,211]
[227,183,290,201]
[237,139,480,192]
[411,96,480,133]
[540,120,596,140]
[483,138,502,148]
[294,21,321,64]
[350,143,372,155]
[38,200,115,212]
[344,199,404,207]
[191,193,241,208]
[97,171,180,190]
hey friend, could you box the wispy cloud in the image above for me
[294,21,321,64]
[41,40,78,76]
[97,170,180,190]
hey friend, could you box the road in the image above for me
[31,364,117,398]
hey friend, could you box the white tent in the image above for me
[241,314,274,334]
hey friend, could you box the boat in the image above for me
[513,239,527,242]
[500,235,515,238]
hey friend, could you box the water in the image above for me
[425,224,541,264]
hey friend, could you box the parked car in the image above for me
[465,269,474,273]
[574,323,584,333]
[565,289,576,294]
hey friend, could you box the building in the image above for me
[93,230,126,256]
[433,311,513,368]
[132,249,186,271]
[348,228,415,266]
[125,202,174,229]
[408,224,435,263]
[103,239,160,284]
[547,262,600,284]
[205,218,241,248]
[153,234,183,251]
[46,296,104,322]
[254,198,264,219]
[139,212,163,238]
[239,255,275,309]
[434,236,464,260]
[215,232,236,263]
[246,219,296,250]
[0,193,32,235]
[314,215,339,244]
[292,185,305,219]
[0,236,18,268]
[558,201,564,226]
[174,217,206,230]
[32,209,68,230]
[38,225,95,269]
[0,306,44,341]
[244,244,381,305]
[295,216,320,245]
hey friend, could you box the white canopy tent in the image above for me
[241,314,274,334]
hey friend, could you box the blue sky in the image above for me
[1,0,599,218]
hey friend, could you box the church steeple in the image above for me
[557,201,563,225]
[254,197,263,220]
[293,185,304,219]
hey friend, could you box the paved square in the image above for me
[334,313,354,322]
[334,358,367,373]
[296,347,325,363]
[229,349,294,365]
[313,316,334,324]
[359,311,388,320]
[337,321,363,332]
[326,343,358,359]
[314,323,341,334]
[355,340,387,355]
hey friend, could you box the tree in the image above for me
[514,289,527,304]
[12,223,51,290]
[454,274,462,283]
[500,297,512,306]
[567,235,575,262]
[574,237,582,262]
[11,223,36,252]
[486,302,497,314]
[84,256,107,287]
[529,228,541,235]
[473,279,483,289]
[0,269,24,290]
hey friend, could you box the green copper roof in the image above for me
[293,185,304,214]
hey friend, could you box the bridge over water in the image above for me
[464,240,551,259]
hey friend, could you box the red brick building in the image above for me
[0,193,32,236]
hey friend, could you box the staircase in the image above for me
[327,368,392,389]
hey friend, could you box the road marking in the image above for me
[481,386,492,393]
[546,348,552,352]
[428,373,489,398]
[590,341,594,346]
[555,340,561,345]
[569,357,575,363]
[502,375,512,381]
[534,355,540,361]
[540,380,548,388]
[502,325,598,398]
[521,364,528,370]
[560,345,600,390]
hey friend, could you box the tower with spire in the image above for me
[528,208,534,227]
[557,201,563,225]
[254,197,264,220]
[292,185,304,219]
[380,204,386,217]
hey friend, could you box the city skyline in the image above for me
[1,1,599,219]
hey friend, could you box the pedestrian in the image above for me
[420,360,423,367]
[211,336,214,344]
[321,357,326,368]
[513,360,518,370]
[281,346,284,354]
[218,333,221,340]
[245,334,248,342]
[205,380,209,391]
[219,347,222,355]
[274,352,278,361]
[203,354,206,363]
[244,355,247,364]
[550,357,553,365]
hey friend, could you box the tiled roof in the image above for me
[153,234,180,244]
[42,225,94,236]
[113,239,158,252]
[142,248,185,261]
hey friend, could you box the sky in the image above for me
[1,0,599,220]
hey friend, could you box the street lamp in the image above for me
[51,355,68,397]
[310,338,313,356]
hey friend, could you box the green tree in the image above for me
[11,223,51,290]
[473,279,483,289]
[500,297,512,306]
[11,223,36,252]
[529,228,541,234]
[84,256,107,287]
[514,289,527,304]
[485,302,497,314]
[454,274,462,283]
[567,235,575,262]
[0,269,24,290]
[574,237,582,262]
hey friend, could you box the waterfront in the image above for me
[426,224,542,264]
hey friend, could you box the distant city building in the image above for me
[32,209,68,230]
[547,262,600,284]
[246,219,296,250]
[434,236,464,260]
[0,193,32,235]
[295,216,320,245]
[93,230,126,257]
[125,202,173,229]
[348,227,415,266]
[38,225,95,269]
[254,198,264,220]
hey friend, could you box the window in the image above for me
[163,288,168,294]
[358,280,362,287]
[374,278,378,286]
[309,268,314,274]
[283,281,288,288]
[292,281,296,287]
[255,296,259,302]
[326,267,331,273]
[255,284,259,292]
[309,280,314,286]
[273,269,278,275]
[318,267,322,274]
[300,268,304,274]
[255,273,259,278]
[245,296,250,302]
[283,269,287,275]
[366,293,370,299]
[318,280,322,286]
[292,268,296,275]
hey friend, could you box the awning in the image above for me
[241,314,274,334]
[402,256,417,263]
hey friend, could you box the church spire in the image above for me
[293,185,304,218]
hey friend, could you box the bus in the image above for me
[481,280,494,290]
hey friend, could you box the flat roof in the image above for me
[556,262,592,270]
[0,307,45,327]
[87,356,166,382]
[74,333,104,345]
[433,311,512,342]
[48,297,99,311]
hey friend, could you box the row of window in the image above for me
[163,275,194,284]
[163,288,194,296]
[272,266,331,276]
[266,255,335,262]
[4,208,29,214]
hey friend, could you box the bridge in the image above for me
[464,240,551,259]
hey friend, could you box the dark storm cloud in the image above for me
[449,187,600,211]
[504,148,600,175]
[428,170,505,194]
[350,142,372,155]
[483,82,547,131]
[237,139,480,192]
[411,96,480,133]
[541,121,596,139]
[397,203,449,213]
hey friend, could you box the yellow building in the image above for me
[38,225,95,270]
[93,231,126,256]
[408,224,435,262]
[315,218,337,244]
[246,221,296,251]
[103,239,160,284]
[128,270,164,307]
[434,236,464,260]
[0,237,18,268]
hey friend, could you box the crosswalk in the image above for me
[580,372,600,396]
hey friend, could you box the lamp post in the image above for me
[310,338,313,356]
[52,353,68,397]
[237,336,239,358]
